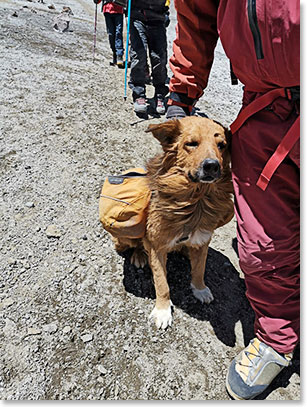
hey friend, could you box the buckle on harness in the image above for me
[285,86,300,102]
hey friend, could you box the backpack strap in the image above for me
[230,87,300,191]
[256,116,299,191]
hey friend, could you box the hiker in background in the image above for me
[166,0,299,400]
[93,0,125,68]
[128,0,169,115]
[144,0,170,86]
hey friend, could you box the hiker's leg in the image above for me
[231,101,300,354]
[128,19,147,99]
[104,12,116,56]
[147,22,168,98]
[114,13,124,59]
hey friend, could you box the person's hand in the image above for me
[166,105,189,120]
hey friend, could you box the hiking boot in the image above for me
[156,95,165,115]
[226,337,292,400]
[117,55,124,68]
[134,97,147,114]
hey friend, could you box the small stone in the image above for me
[56,114,64,120]
[0,298,14,309]
[123,344,129,352]
[97,365,107,375]
[63,326,71,334]
[43,323,58,333]
[25,201,35,208]
[12,11,18,17]
[27,327,42,335]
[46,225,61,238]
[48,4,55,9]
[8,258,17,266]
[81,333,93,343]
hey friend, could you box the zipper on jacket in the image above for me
[247,0,264,60]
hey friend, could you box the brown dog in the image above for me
[114,116,234,329]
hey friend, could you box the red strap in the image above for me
[230,87,300,191]
[256,116,300,191]
[230,88,286,134]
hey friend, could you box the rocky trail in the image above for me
[0,0,300,400]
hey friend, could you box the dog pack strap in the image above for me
[256,116,300,191]
[230,87,286,135]
[108,171,147,185]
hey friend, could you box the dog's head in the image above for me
[146,116,231,184]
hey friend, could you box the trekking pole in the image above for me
[124,0,132,100]
[93,3,98,63]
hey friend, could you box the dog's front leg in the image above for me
[144,240,172,329]
[189,244,214,304]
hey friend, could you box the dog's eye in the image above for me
[217,142,226,150]
[185,141,199,148]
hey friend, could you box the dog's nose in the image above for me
[202,159,220,176]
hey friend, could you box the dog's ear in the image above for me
[145,120,181,149]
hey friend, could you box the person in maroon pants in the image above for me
[166,0,300,400]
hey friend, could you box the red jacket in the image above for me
[103,2,124,14]
[169,0,300,101]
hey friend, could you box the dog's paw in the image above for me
[131,249,148,269]
[191,284,214,304]
[149,305,172,329]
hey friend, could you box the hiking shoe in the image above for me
[156,96,165,115]
[134,97,147,114]
[117,55,124,68]
[226,338,292,400]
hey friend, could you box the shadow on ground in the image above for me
[122,247,255,347]
[121,247,300,398]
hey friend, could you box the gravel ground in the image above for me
[0,0,300,400]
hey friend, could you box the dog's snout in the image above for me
[194,158,221,183]
[202,159,220,175]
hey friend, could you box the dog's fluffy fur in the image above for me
[114,116,234,329]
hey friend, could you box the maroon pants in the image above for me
[231,93,300,354]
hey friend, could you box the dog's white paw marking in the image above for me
[191,284,214,304]
[149,305,172,329]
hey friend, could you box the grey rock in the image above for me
[63,325,72,334]
[81,333,93,343]
[46,225,61,238]
[43,323,58,333]
[25,201,35,208]
[97,365,107,375]
[27,327,42,336]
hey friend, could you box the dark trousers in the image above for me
[129,18,168,100]
[104,13,124,58]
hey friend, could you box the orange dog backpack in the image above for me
[99,168,151,239]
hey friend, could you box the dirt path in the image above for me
[0,0,300,400]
